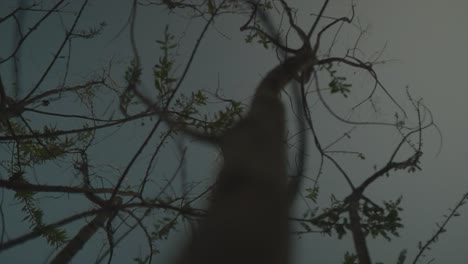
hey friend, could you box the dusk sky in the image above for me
[0,0,466,263]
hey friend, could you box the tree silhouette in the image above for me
[0,1,465,264]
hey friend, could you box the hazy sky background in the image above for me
[0,0,466,263]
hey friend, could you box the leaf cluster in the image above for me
[326,63,352,98]
[14,182,67,247]
[299,196,403,241]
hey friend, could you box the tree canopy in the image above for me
[0,1,466,263]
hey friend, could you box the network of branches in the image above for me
[0,1,464,264]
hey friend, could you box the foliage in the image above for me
[298,195,403,241]
[13,176,67,247]
[325,63,352,98]
[343,252,359,264]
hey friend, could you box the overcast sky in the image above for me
[0,0,466,263]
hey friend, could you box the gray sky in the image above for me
[0,0,466,263]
